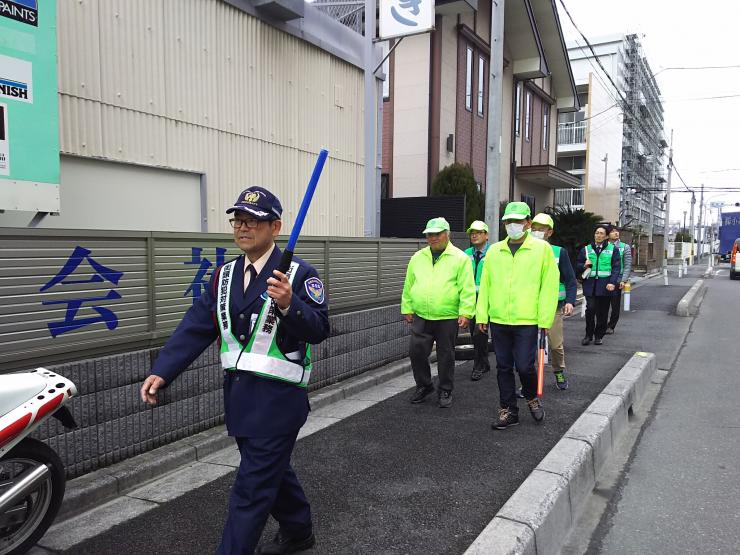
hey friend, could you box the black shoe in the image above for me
[581,336,592,346]
[492,408,519,430]
[516,387,525,399]
[471,367,483,381]
[594,338,603,345]
[605,327,615,335]
[410,385,435,404]
[257,531,315,555]
[438,390,452,408]
[527,398,545,422]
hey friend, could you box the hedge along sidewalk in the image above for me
[55,354,434,523]
[465,352,657,555]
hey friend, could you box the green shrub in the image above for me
[431,163,484,226]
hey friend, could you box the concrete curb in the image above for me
[58,355,422,521]
[676,279,706,316]
[464,352,657,555]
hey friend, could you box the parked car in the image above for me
[731,238,740,280]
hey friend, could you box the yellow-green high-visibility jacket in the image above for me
[475,233,559,329]
[401,242,476,320]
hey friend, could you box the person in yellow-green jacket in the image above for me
[464,220,492,381]
[476,202,559,429]
[402,217,476,408]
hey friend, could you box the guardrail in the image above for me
[0,229,426,370]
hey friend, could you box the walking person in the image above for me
[476,202,559,429]
[605,227,632,334]
[464,220,492,381]
[576,225,620,346]
[402,217,476,408]
[530,213,577,390]
[140,186,329,555]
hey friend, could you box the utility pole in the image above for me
[484,0,505,242]
[683,210,687,233]
[662,130,673,279]
[648,156,656,243]
[697,182,705,258]
[689,191,696,265]
[602,153,608,190]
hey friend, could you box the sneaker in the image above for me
[438,390,452,408]
[492,408,519,430]
[409,385,435,404]
[581,336,592,345]
[605,327,615,335]
[256,530,315,554]
[516,387,525,399]
[594,338,603,345]
[527,398,545,422]
[554,371,569,390]
[471,367,483,381]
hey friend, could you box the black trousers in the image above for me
[410,316,459,392]
[585,296,611,339]
[607,290,621,329]
[490,323,538,413]
[469,316,491,372]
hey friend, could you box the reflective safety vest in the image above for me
[585,243,615,278]
[217,260,311,388]
[464,244,489,291]
[551,245,566,301]
[613,240,626,271]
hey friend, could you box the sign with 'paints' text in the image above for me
[0,0,59,213]
[379,0,435,40]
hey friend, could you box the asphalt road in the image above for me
[593,265,740,554]
[58,275,694,555]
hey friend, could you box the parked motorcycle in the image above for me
[0,369,77,555]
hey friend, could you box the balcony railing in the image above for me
[554,187,584,208]
[557,122,586,145]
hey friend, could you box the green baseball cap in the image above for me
[501,201,532,221]
[422,217,450,234]
[532,213,554,229]
[466,220,489,233]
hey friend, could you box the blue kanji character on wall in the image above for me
[184,247,227,302]
[391,0,421,26]
[40,246,124,338]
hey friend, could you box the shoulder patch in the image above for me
[304,277,325,304]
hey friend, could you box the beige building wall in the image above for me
[438,16,458,172]
[56,0,365,236]
[391,33,431,197]
[584,73,623,223]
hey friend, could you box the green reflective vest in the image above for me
[551,245,566,301]
[612,240,626,271]
[585,243,615,278]
[464,244,490,291]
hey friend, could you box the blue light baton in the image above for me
[277,149,329,274]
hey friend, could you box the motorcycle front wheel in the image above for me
[0,438,65,555]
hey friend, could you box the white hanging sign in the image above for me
[379,0,435,40]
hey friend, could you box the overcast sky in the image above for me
[556,0,740,225]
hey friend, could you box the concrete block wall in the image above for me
[32,304,410,478]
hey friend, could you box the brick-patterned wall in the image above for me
[33,305,412,478]
[382,47,395,192]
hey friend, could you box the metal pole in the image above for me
[484,0,505,242]
[689,192,696,265]
[602,153,608,190]
[663,130,673,269]
[697,182,704,258]
[648,158,656,243]
[363,0,378,236]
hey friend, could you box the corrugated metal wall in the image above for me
[56,0,365,236]
[0,229,424,371]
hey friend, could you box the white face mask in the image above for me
[505,222,526,240]
[531,230,546,240]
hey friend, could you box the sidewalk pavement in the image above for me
[35,272,697,554]
[592,266,740,554]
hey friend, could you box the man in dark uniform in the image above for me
[140,186,329,555]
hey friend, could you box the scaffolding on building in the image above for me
[311,0,365,34]
[619,34,667,234]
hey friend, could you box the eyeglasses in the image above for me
[229,217,262,229]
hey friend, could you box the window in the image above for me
[465,46,473,111]
[524,91,532,142]
[557,155,586,171]
[521,194,536,215]
[515,83,522,136]
[477,56,485,116]
[542,104,550,150]
[381,174,390,199]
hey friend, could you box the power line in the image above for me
[671,162,694,193]
[654,64,740,76]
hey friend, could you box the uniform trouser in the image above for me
[491,323,538,413]
[469,316,491,372]
[410,316,458,392]
[607,290,622,329]
[549,306,565,371]
[217,433,311,555]
[585,296,611,340]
